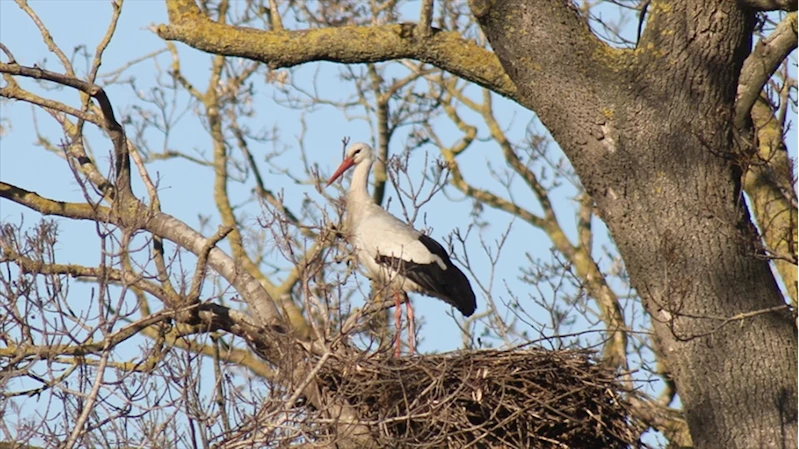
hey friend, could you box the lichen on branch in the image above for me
[156,0,517,100]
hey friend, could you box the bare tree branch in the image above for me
[0,62,131,197]
[746,97,798,304]
[736,12,798,129]
[0,181,281,327]
[269,0,284,31]
[0,181,378,448]
[156,0,516,99]
[419,0,434,38]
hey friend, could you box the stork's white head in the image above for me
[326,142,374,187]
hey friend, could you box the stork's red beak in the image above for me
[326,157,355,187]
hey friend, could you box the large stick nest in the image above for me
[315,347,642,448]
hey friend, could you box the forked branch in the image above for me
[0,62,131,197]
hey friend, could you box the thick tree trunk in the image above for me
[472,1,798,447]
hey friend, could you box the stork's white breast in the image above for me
[351,209,447,281]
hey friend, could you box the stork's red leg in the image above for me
[394,291,402,358]
[406,295,416,356]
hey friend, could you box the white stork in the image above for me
[326,142,476,356]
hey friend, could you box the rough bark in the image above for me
[470,1,797,448]
[737,0,797,12]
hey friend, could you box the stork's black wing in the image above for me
[375,234,476,317]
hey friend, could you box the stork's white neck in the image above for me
[346,156,374,205]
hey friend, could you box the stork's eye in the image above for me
[353,149,361,155]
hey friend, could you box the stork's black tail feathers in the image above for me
[437,261,477,317]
